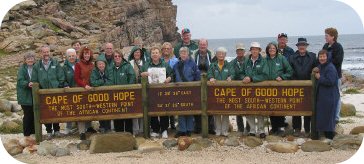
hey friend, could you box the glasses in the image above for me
[114,55,122,58]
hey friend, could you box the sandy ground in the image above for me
[1,94,364,164]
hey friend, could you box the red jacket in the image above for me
[74,60,94,87]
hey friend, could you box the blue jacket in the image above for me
[174,59,201,82]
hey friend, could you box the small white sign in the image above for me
[148,67,166,84]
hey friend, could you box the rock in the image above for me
[138,142,163,153]
[187,143,203,151]
[10,102,22,113]
[224,137,240,147]
[89,133,135,154]
[77,140,91,150]
[265,135,282,143]
[244,136,263,148]
[12,0,37,11]
[301,140,332,152]
[37,141,58,156]
[23,20,33,26]
[19,137,36,147]
[340,103,356,117]
[66,143,78,152]
[4,139,23,156]
[48,17,75,33]
[178,136,193,151]
[193,138,212,148]
[1,120,21,133]
[163,139,177,148]
[336,124,345,135]
[267,143,299,153]
[55,147,70,157]
[134,137,146,149]
[0,99,12,112]
[332,135,363,150]
[350,126,364,135]
[295,138,306,146]
[286,135,295,141]
[22,145,38,154]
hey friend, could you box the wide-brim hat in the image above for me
[236,43,245,50]
[296,37,309,46]
[250,42,261,50]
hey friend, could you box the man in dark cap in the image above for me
[173,28,198,58]
[277,33,295,59]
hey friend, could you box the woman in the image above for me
[265,42,293,136]
[243,42,269,138]
[174,47,200,138]
[74,46,95,140]
[141,47,173,138]
[129,46,145,135]
[314,50,339,142]
[207,47,233,137]
[161,42,178,130]
[110,50,136,133]
[16,52,36,138]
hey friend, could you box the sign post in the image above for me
[32,83,42,143]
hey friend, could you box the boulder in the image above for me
[332,135,363,150]
[48,17,75,33]
[193,138,212,148]
[267,143,299,153]
[244,136,263,148]
[336,124,345,135]
[11,0,37,11]
[134,137,146,149]
[0,99,12,112]
[178,136,193,151]
[301,140,332,152]
[295,138,306,146]
[55,147,70,157]
[163,139,177,148]
[19,137,36,147]
[0,120,21,133]
[286,135,295,141]
[265,135,282,143]
[138,142,163,153]
[66,143,78,152]
[10,102,22,113]
[22,145,38,154]
[224,137,240,147]
[340,103,356,117]
[37,141,58,156]
[187,143,203,151]
[77,140,91,150]
[4,139,23,156]
[350,126,364,135]
[89,133,136,154]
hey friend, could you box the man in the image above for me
[130,37,150,62]
[191,38,215,135]
[100,43,115,70]
[322,27,344,124]
[229,43,250,135]
[289,38,317,137]
[277,33,295,59]
[173,28,198,58]
[32,45,65,140]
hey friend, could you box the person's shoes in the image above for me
[80,133,86,140]
[162,130,168,139]
[86,127,97,133]
[170,124,176,130]
[174,132,186,138]
[322,138,333,145]
[54,131,64,137]
[46,133,53,140]
[208,130,216,135]
[259,133,266,139]
[293,129,301,137]
[248,133,255,137]
[64,128,70,135]
[186,131,192,137]
[150,132,160,138]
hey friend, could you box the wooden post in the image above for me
[32,83,42,143]
[142,77,150,138]
[311,74,319,140]
[201,73,208,138]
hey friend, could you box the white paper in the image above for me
[148,67,166,84]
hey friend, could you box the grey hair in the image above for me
[65,48,76,57]
[179,47,189,53]
[23,51,36,61]
[215,47,227,54]
[40,45,50,51]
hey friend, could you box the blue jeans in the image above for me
[178,116,194,132]
[335,79,342,122]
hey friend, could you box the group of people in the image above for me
[17,27,343,143]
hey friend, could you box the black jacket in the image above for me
[288,51,317,80]
[323,42,344,78]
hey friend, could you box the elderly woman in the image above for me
[314,50,339,142]
[207,47,233,136]
[141,47,173,138]
[266,42,293,136]
[16,52,36,138]
[174,47,201,137]
[243,42,269,138]
[74,46,96,140]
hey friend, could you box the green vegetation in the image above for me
[344,88,361,94]
[4,111,12,117]
[0,49,8,57]
[0,121,23,134]
[37,18,62,33]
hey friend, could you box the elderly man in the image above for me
[32,45,65,140]
[289,38,317,137]
[277,33,295,59]
[174,28,198,58]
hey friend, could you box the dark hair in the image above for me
[71,40,81,46]
[79,46,94,62]
[325,27,338,42]
[265,42,278,56]
[318,49,328,57]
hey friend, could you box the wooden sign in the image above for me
[147,82,201,116]
[38,85,142,123]
[207,81,313,116]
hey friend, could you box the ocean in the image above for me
[208,34,364,78]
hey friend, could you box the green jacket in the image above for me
[16,64,33,105]
[63,60,76,87]
[141,59,174,81]
[243,54,269,82]
[173,40,199,58]
[266,54,293,80]
[31,58,65,89]
[229,57,245,80]
[127,46,150,63]
[207,60,234,80]
[90,68,113,87]
[110,59,136,85]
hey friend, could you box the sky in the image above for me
[172,0,364,39]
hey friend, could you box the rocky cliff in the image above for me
[0,0,179,60]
